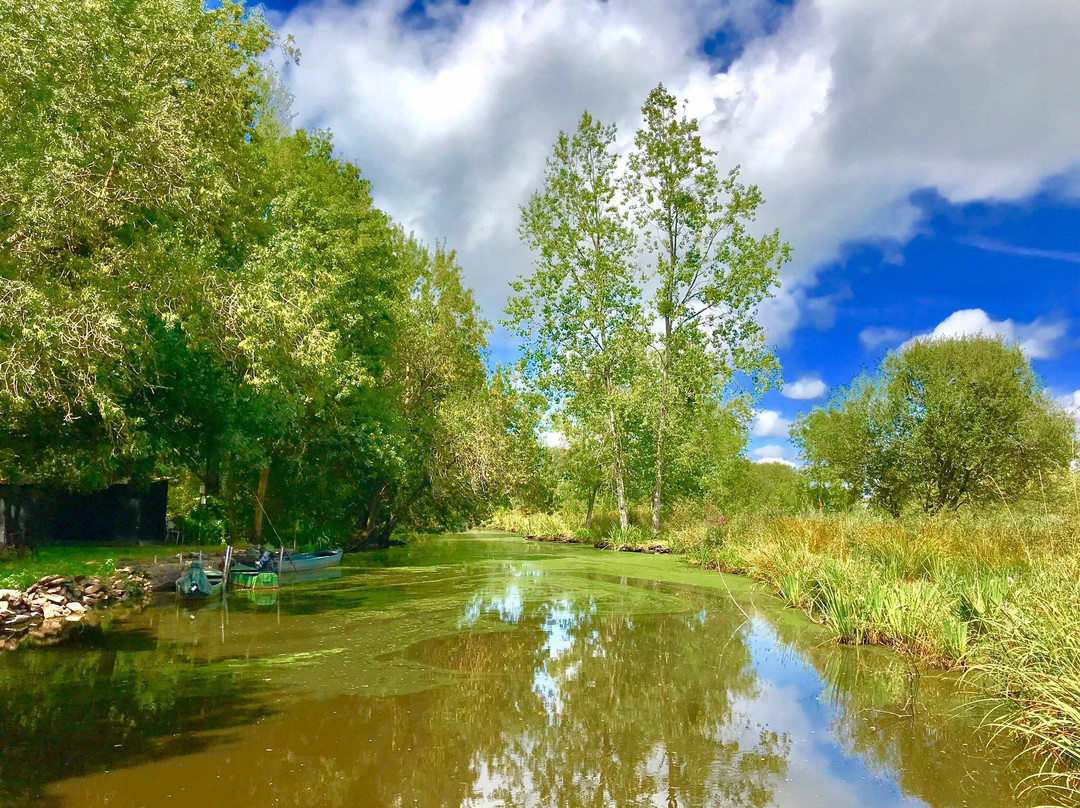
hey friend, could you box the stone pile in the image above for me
[593,541,673,554]
[0,569,151,650]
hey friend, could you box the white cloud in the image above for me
[751,444,798,467]
[1056,390,1080,433]
[1058,391,1080,410]
[859,326,907,351]
[274,0,1080,342]
[539,430,568,449]
[959,236,1080,265]
[908,308,1068,360]
[751,409,792,438]
[781,375,827,400]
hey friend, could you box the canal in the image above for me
[0,531,1037,807]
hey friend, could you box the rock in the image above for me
[65,613,83,622]
[66,601,85,613]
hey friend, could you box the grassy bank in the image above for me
[0,545,221,591]
[490,507,1080,805]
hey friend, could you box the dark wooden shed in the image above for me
[0,480,168,547]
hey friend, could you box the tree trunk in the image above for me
[585,485,598,529]
[651,318,671,536]
[203,468,220,498]
[608,405,629,532]
[253,463,270,542]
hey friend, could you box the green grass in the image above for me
[489,508,665,550]
[0,544,219,590]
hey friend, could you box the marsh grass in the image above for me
[493,503,1080,804]
[672,509,1080,806]
[970,567,1080,805]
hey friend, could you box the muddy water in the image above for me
[0,532,1038,807]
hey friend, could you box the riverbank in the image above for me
[0,545,243,651]
[0,569,152,649]
[490,507,1080,806]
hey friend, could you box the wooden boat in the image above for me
[271,548,343,573]
[228,569,279,590]
[175,561,224,599]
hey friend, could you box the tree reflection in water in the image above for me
[26,540,1045,808]
[402,581,791,807]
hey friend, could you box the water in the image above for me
[0,532,1039,807]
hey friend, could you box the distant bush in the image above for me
[796,335,1076,515]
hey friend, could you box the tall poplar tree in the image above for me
[627,84,790,534]
[506,113,644,530]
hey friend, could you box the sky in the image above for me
[259,0,1080,466]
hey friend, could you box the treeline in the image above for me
[506,91,790,537]
[0,0,541,547]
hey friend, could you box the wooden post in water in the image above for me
[221,545,233,592]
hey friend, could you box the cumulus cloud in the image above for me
[751,444,798,467]
[1056,390,1080,432]
[859,326,907,351]
[751,409,792,438]
[908,308,1069,359]
[781,375,827,400]
[274,0,1080,343]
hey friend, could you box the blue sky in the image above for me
[261,0,1080,464]
[749,187,1080,463]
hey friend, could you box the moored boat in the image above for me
[175,560,224,599]
[271,548,343,573]
[228,569,279,590]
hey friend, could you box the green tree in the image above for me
[713,458,809,515]
[0,0,524,547]
[627,84,789,534]
[229,129,405,544]
[506,112,645,531]
[795,335,1076,514]
[0,0,274,437]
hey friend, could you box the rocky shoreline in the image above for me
[0,569,152,651]
[524,534,673,554]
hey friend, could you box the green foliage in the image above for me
[0,2,530,547]
[506,112,646,530]
[176,497,230,546]
[0,0,275,449]
[974,574,1080,804]
[627,84,789,533]
[796,335,1076,514]
[506,86,788,535]
[710,458,810,515]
